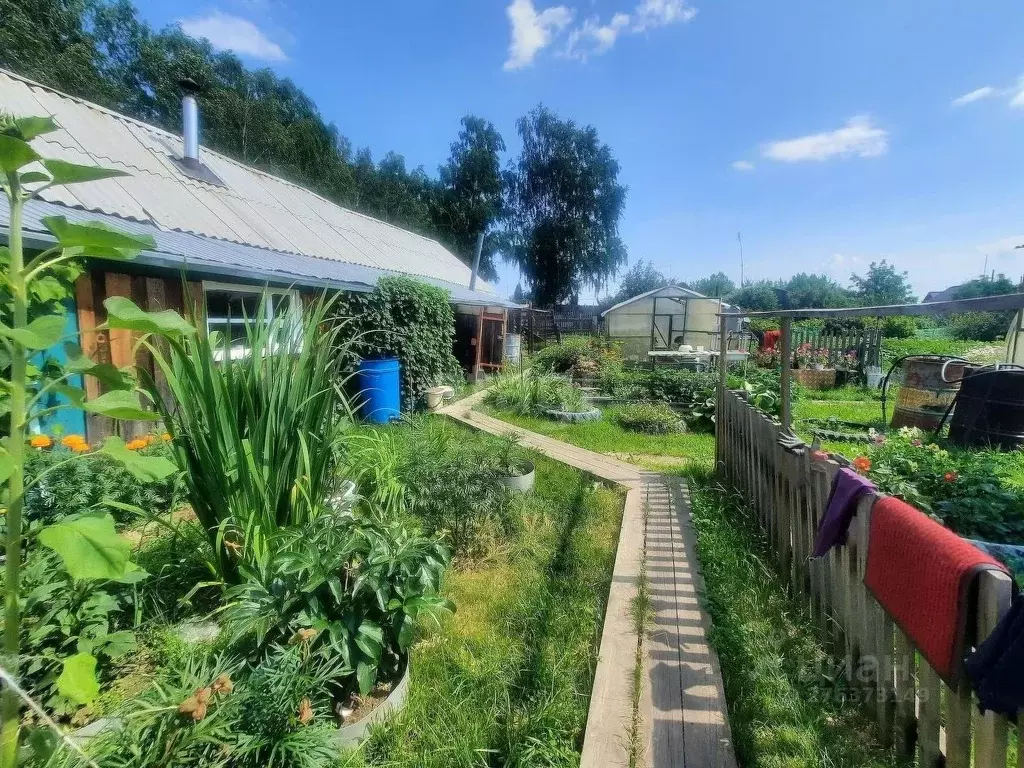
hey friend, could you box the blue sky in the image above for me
[137,0,1024,301]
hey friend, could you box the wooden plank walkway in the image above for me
[440,393,736,768]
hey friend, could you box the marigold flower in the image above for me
[61,435,86,448]
[178,695,207,721]
[944,471,958,483]
[852,456,872,474]
[297,697,313,725]
[290,628,319,645]
[126,438,148,451]
[211,673,233,694]
[71,443,90,453]
[161,432,172,441]
[28,435,52,449]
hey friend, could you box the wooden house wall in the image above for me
[75,268,204,442]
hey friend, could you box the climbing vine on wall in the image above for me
[337,276,463,411]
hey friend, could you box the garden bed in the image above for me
[353,428,625,766]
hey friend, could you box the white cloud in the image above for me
[565,13,630,60]
[762,116,888,163]
[632,0,697,32]
[504,0,573,71]
[1007,76,1024,108]
[951,86,996,107]
[179,11,286,61]
[731,160,755,172]
[506,0,695,69]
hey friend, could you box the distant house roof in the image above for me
[923,284,965,304]
[601,284,729,317]
[0,69,509,305]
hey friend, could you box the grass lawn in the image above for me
[476,403,716,470]
[683,467,900,768]
[473,398,903,767]
[351,442,625,767]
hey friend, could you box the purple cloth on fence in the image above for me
[812,468,876,557]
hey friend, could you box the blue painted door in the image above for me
[31,299,87,438]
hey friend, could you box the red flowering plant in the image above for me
[858,427,1024,543]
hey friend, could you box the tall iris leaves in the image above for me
[145,294,355,581]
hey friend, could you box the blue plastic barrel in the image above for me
[358,358,401,423]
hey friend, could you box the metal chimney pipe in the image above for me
[469,231,485,292]
[179,78,201,167]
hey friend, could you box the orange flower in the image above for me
[71,442,90,453]
[126,438,148,451]
[161,432,172,442]
[61,435,87,450]
[852,456,872,474]
[28,435,52,449]
[944,471,958,483]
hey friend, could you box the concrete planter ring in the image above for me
[334,662,411,748]
[545,407,602,422]
[499,460,535,492]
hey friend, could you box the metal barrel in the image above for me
[890,356,966,431]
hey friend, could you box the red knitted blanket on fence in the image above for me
[864,496,1007,685]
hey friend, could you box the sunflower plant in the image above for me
[0,113,195,766]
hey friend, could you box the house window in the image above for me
[203,282,301,359]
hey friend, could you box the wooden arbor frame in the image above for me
[715,291,1024,435]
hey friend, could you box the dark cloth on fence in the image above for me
[812,468,876,557]
[965,596,1024,717]
[865,496,1008,685]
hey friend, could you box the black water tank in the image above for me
[948,368,1024,450]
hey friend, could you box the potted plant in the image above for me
[494,431,535,492]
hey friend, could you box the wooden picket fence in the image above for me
[716,389,1020,767]
[791,326,883,368]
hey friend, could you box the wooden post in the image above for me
[780,317,793,431]
[717,311,729,475]
[474,307,484,377]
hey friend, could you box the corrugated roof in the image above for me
[1,199,518,309]
[0,68,493,293]
[601,285,720,317]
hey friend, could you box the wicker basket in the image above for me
[792,368,837,390]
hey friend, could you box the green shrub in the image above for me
[531,335,620,374]
[223,506,452,695]
[948,311,1009,342]
[348,419,520,557]
[23,440,180,525]
[598,366,717,403]
[337,276,464,410]
[616,402,682,434]
[879,315,917,339]
[15,549,138,719]
[484,371,588,416]
[146,296,354,582]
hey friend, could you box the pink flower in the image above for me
[911,439,923,448]
[872,433,887,445]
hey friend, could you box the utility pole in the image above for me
[737,231,745,286]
